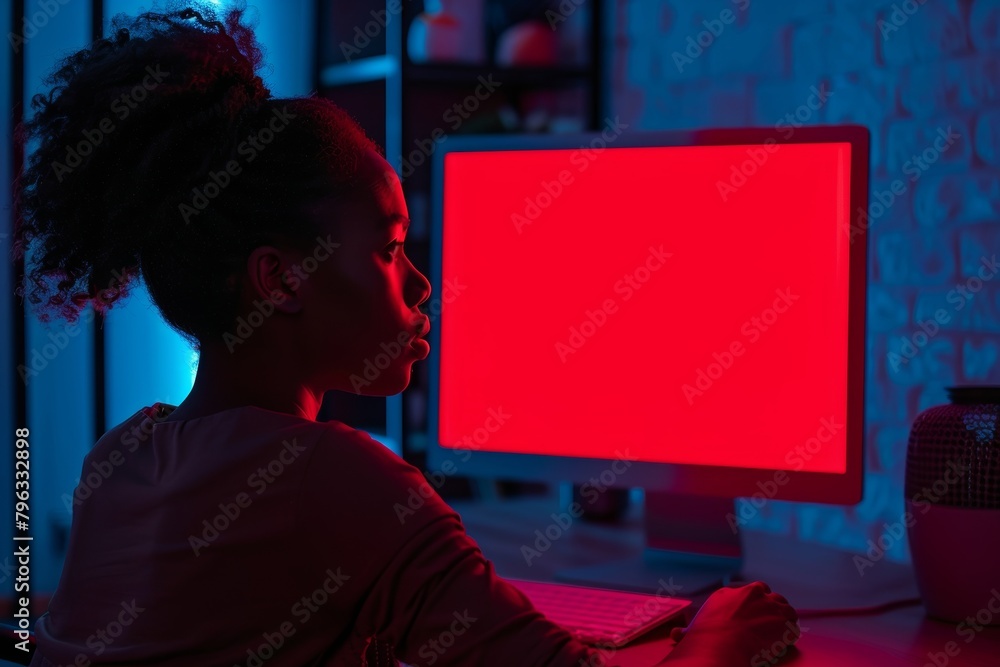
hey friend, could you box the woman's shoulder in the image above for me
[298,417,456,530]
[307,418,423,483]
[220,407,414,482]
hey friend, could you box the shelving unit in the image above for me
[314,0,606,477]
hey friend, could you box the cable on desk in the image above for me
[795,596,923,618]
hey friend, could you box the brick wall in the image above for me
[610,0,1000,562]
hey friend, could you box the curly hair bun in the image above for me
[14,1,378,346]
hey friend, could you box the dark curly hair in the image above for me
[12,1,380,349]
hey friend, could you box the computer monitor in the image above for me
[426,124,869,593]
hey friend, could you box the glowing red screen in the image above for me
[438,142,851,473]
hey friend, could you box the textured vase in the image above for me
[905,385,1000,625]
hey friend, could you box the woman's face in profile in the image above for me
[299,149,432,396]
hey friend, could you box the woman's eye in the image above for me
[385,241,403,258]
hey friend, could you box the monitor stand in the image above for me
[553,490,742,597]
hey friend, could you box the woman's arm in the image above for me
[361,508,615,666]
[297,425,618,666]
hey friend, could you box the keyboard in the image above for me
[508,578,692,647]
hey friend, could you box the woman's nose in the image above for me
[407,263,432,309]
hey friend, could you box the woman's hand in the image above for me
[661,581,800,666]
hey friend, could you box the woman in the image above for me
[13,3,798,665]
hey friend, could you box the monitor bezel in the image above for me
[425,124,868,505]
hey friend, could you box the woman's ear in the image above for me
[245,245,303,314]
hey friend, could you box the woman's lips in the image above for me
[409,338,431,358]
[405,318,431,358]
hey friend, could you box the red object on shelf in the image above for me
[496,20,560,66]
